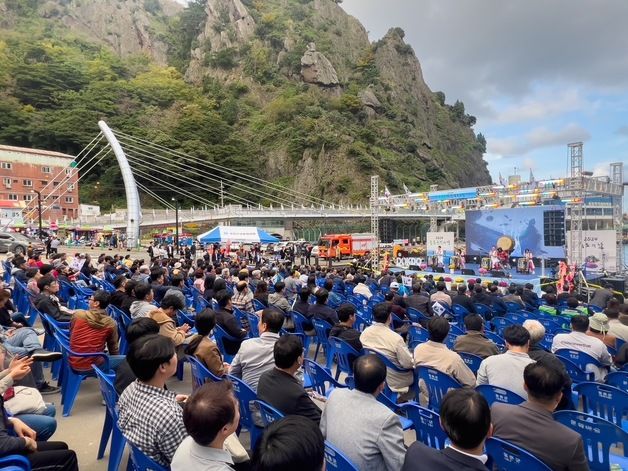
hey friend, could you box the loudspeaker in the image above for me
[409,265,421,271]
[433,267,445,273]
[461,269,475,276]
[490,270,506,277]
[601,277,627,295]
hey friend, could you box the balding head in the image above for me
[354,355,387,395]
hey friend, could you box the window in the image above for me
[0,162,12,170]
[65,196,74,203]
[8,194,18,201]
[23,194,34,201]
[40,180,48,186]
[42,166,51,174]
[2,178,11,187]
[53,182,59,187]
[23,179,33,187]
[65,168,72,176]
[67,184,75,191]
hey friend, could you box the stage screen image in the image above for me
[465,206,566,258]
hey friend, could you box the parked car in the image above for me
[0,232,45,256]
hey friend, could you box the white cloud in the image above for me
[487,123,590,157]
[488,89,587,125]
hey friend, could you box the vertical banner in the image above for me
[566,230,617,273]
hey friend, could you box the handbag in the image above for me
[4,386,46,415]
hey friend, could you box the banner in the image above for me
[566,230,617,272]
[426,232,455,256]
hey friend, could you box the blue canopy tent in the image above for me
[196,226,279,244]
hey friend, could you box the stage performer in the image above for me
[524,248,535,273]
[489,246,499,269]
[557,260,568,293]
[458,248,466,269]
[436,245,444,266]
[497,248,510,270]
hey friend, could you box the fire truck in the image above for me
[318,233,376,259]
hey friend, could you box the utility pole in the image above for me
[220,180,225,208]
[171,197,179,252]
[31,190,43,239]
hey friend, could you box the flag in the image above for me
[402,183,410,195]
[384,186,391,198]
[498,172,506,186]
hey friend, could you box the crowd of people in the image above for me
[0,243,627,470]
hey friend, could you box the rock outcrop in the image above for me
[300,43,340,87]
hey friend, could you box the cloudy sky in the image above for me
[341,0,628,186]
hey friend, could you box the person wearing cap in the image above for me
[585,313,617,349]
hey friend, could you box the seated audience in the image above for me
[257,335,321,424]
[476,325,535,399]
[585,313,616,348]
[129,283,155,319]
[148,293,190,353]
[606,300,628,341]
[34,275,73,323]
[252,416,325,471]
[402,389,492,471]
[453,314,499,359]
[522,320,574,410]
[185,309,227,378]
[268,282,290,312]
[322,355,405,470]
[308,289,339,325]
[487,284,507,316]
[171,381,249,471]
[414,317,476,404]
[352,275,373,300]
[230,308,284,390]
[360,303,414,399]
[430,281,452,307]
[491,363,588,470]
[0,289,29,327]
[118,335,187,466]
[109,275,129,309]
[214,290,248,356]
[551,314,611,381]
[69,289,124,372]
[405,283,431,316]
[329,303,363,353]
[253,281,269,307]
[232,281,255,313]
[115,318,160,395]
[452,285,476,314]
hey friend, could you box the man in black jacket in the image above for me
[402,389,491,470]
[308,289,339,326]
[487,285,507,317]
[34,275,73,323]
[257,335,321,424]
[405,283,431,316]
[328,304,362,352]
[214,290,248,356]
[452,285,476,315]
[521,283,540,308]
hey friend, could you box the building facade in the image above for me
[0,145,79,223]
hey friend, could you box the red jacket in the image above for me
[69,309,119,371]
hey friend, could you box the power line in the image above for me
[114,130,336,207]
[135,180,175,210]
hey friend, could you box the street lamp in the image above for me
[171,197,179,253]
[31,190,43,240]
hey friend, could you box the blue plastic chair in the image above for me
[452,304,471,323]
[227,374,262,448]
[93,366,126,471]
[476,384,525,407]
[252,299,266,311]
[606,371,628,391]
[328,337,363,380]
[554,411,628,471]
[365,349,416,402]
[54,332,110,416]
[474,303,493,319]
[187,355,223,390]
[458,352,483,375]
[353,313,370,334]
[399,403,448,449]
[492,316,516,336]
[127,442,168,471]
[212,325,240,363]
[246,313,260,338]
[416,366,462,411]
[0,455,31,470]
[303,359,346,396]
[555,349,606,382]
[485,437,552,470]
[290,311,312,353]
[484,330,506,351]
[444,334,458,350]
[252,400,284,426]
[573,382,628,428]
[408,325,429,349]
[324,441,360,471]
[556,355,595,384]
[312,318,333,367]
[505,301,526,313]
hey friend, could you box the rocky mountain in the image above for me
[0,0,491,207]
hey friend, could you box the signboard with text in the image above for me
[426,232,455,256]
[566,230,616,272]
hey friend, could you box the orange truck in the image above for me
[318,233,376,259]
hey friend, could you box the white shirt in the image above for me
[476,351,535,399]
[353,283,373,299]
[551,331,611,380]
[446,445,488,465]
[608,319,628,342]
[171,436,233,471]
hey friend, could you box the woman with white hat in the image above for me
[585,313,617,349]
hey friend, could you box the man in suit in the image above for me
[405,283,431,317]
[453,314,499,359]
[402,389,491,470]
[321,355,406,471]
[491,362,588,470]
[257,334,322,424]
[452,285,477,315]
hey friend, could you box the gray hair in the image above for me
[523,319,545,345]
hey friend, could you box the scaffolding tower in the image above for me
[610,162,624,272]
[567,142,584,267]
